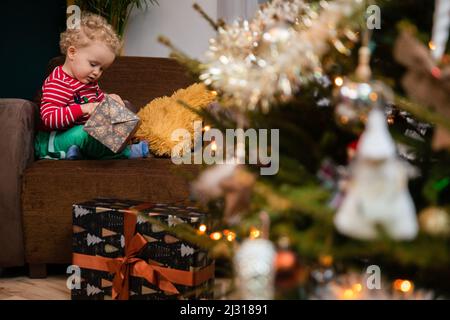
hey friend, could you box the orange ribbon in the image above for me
[72,202,214,300]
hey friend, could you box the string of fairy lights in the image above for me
[333,278,416,300]
[197,223,261,242]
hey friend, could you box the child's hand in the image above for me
[109,94,125,106]
[81,102,99,115]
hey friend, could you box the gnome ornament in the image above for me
[334,108,418,240]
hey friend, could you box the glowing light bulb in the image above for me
[394,279,413,293]
[223,230,236,242]
[249,227,261,239]
[334,76,344,86]
[210,232,222,240]
[198,224,207,234]
[400,281,412,293]
[429,41,436,51]
[369,92,378,101]
[340,116,349,125]
[387,116,394,125]
[353,283,362,293]
[342,289,354,300]
[319,255,333,267]
[204,125,211,132]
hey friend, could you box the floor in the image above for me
[0,266,233,300]
[0,275,69,300]
[0,265,69,300]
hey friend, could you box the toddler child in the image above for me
[35,12,148,160]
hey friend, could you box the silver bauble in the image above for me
[334,78,393,130]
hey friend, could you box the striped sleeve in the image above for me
[40,78,84,130]
[97,87,105,102]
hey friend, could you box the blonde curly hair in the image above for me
[60,12,122,55]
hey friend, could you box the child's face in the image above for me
[67,41,115,84]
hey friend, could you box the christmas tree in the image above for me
[154,0,450,299]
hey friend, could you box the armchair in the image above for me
[0,56,197,277]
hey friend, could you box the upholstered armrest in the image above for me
[0,98,36,267]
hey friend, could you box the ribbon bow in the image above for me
[107,232,180,300]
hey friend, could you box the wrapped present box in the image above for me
[83,95,140,153]
[71,198,214,300]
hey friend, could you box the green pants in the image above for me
[35,125,131,160]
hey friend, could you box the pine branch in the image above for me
[192,3,221,31]
[158,36,203,77]
[253,181,334,222]
[395,95,450,132]
[137,213,217,250]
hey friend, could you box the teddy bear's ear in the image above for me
[134,83,216,157]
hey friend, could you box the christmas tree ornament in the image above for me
[309,254,336,289]
[191,163,255,225]
[200,0,363,111]
[191,162,238,200]
[394,30,450,151]
[255,0,311,28]
[275,250,297,272]
[430,0,450,61]
[220,167,256,225]
[334,108,419,240]
[355,46,372,82]
[234,238,276,299]
[234,212,275,299]
[334,78,393,129]
[334,32,394,130]
[275,236,308,292]
[275,236,297,272]
[419,207,450,237]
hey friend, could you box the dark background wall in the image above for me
[0,0,66,100]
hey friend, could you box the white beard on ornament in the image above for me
[334,159,418,240]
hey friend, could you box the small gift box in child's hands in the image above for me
[83,95,140,153]
[71,198,215,300]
